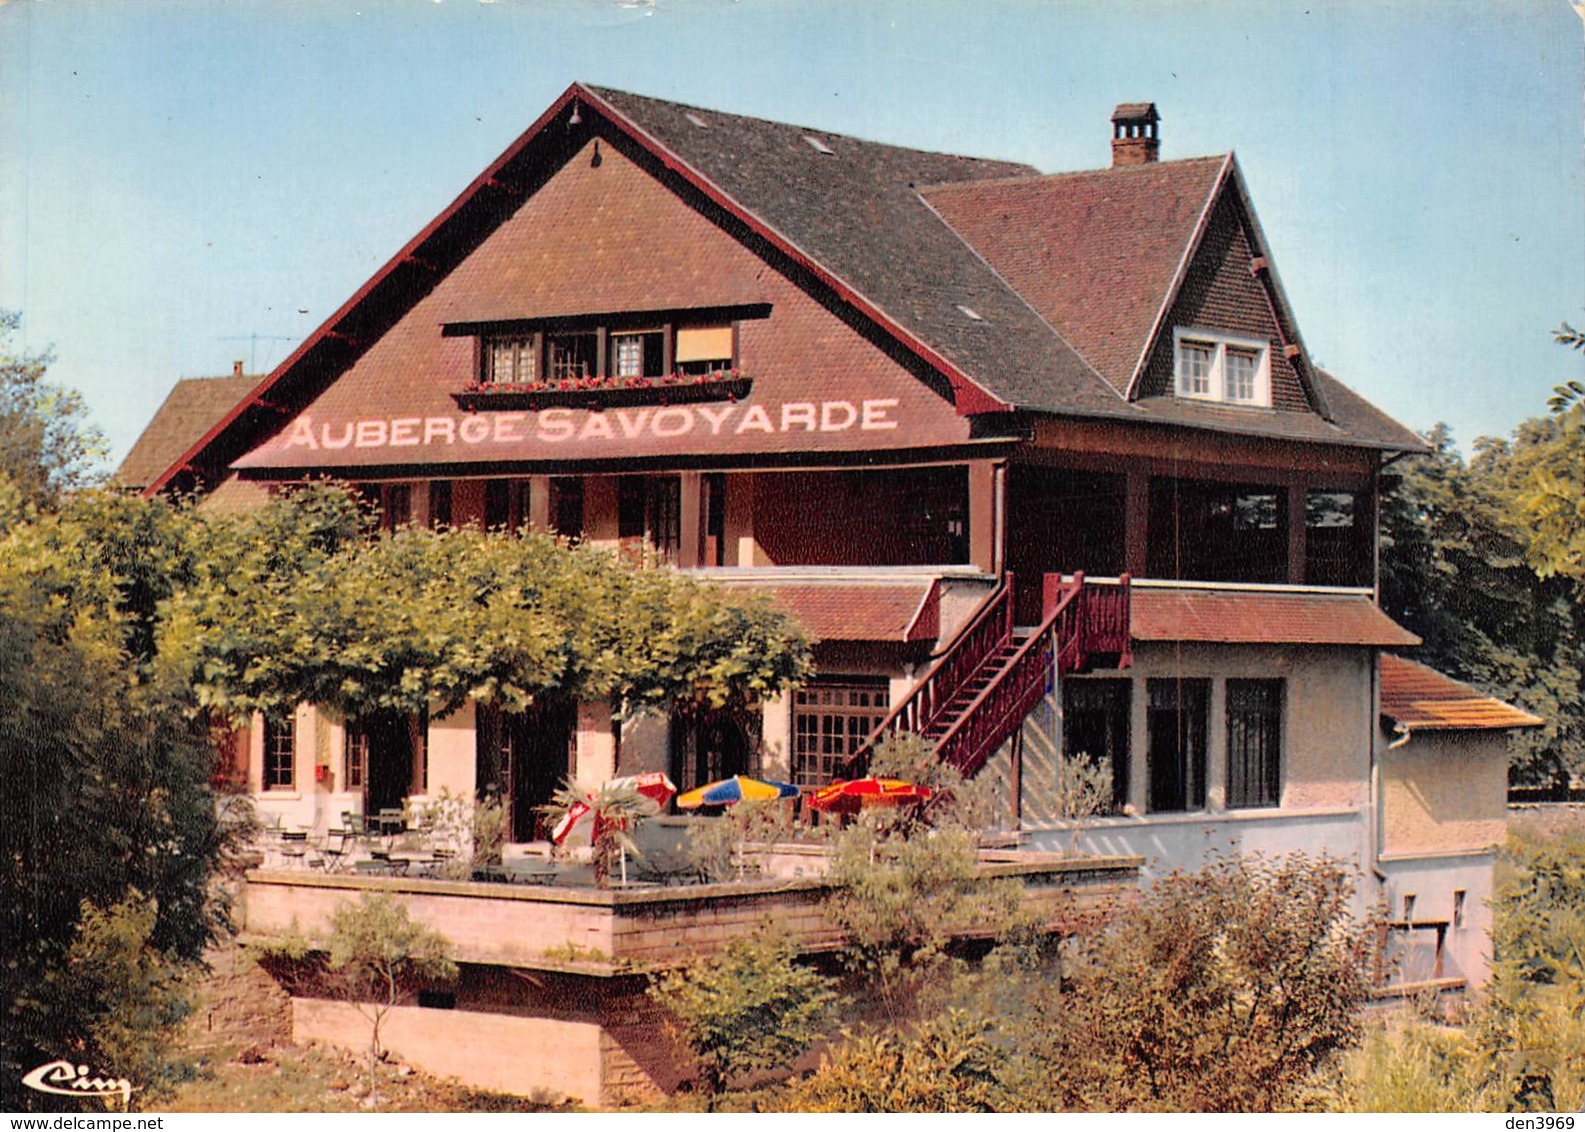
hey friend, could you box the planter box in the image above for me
[451,376,752,412]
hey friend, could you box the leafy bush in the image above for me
[650,929,837,1106]
[781,1008,1008,1112]
[1033,853,1371,1112]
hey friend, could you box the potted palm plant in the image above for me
[543,779,652,888]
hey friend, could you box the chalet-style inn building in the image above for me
[123,85,1541,1077]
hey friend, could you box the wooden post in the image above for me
[678,471,702,568]
[1287,483,1307,585]
[1125,470,1149,578]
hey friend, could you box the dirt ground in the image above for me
[149,938,575,1113]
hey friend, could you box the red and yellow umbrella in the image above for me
[807,777,933,815]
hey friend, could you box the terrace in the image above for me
[241,838,1142,975]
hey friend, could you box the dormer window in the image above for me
[1173,328,1271,407]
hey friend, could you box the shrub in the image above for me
[1036,853,1371,1112]
[650,929,837,1107]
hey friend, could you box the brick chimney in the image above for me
[233,360,245,378]
[1111,103,1160,166]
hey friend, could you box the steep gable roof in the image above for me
[142,83,1422,495]
[584,85,1124,419]
[116,373,257,490]
[922,156,1228,395]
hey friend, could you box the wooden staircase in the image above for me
[846,572,1131,779]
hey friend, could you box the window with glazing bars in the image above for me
[263,715,296,790]
[792,680,890,786]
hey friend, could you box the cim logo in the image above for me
[20,1060,134,1107]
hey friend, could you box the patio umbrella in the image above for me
[550,772,677,846]
[807,776,933,815]
[676,775,800,809]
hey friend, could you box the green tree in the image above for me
[650,929,837,1106]
[0,491,225,1109]
[324,894,457,1108]
[0,311,106,515]
[157,486,811,724]
[1034,854,1371,1112]
[1379,424,1585,785]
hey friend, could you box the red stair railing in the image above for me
[842,573,1131,779]
[841,572,1015,776]
[935,577,1086,777]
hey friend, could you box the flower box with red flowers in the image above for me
[452,369,753,411]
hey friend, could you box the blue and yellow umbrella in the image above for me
[676,775,800,809]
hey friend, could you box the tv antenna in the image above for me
[218,332,297,374]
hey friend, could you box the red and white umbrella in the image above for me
[550,772,676,845]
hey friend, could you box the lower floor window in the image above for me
[1147,678,1208,813]
[1061,678,1130,813]
[1226,678,1283,808]
[345,724,368,789]
[792,679,890,786]
[263,715,296,790]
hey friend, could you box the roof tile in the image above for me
[1379,654,1543,731]
[716,579,939,643]
[116,374,259,489]
[1131,586,1419,647]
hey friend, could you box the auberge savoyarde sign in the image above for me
[231,392,984,472]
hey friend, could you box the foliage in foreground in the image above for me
[1345,829,1585,1112]
[784,852,1369,1112]
[651,929,837,1106]
[1039,853,1371,1111]
[1,488,226,1109]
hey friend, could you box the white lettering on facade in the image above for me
[424,417,456,445]
[493,413,526,443]
[284,418,320,450]
[696,404,736,435]
[651,407,692,437]
[820,401,857,432]
[735,405,775,433]
[781,402,817,431]
[275,399,916,458]
[538,409,574,442]
[861,399,900,430]
[615,409,650,438]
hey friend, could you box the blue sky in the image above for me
[1,0,1581,466]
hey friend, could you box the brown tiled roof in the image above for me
[1380,654,1544,731]
[718,579,940,643]
[116,374,259,489]
[924,159,1225,395]
[143,82,1423,493]
[588,86,1126,420]
[1130,586,1420,647]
